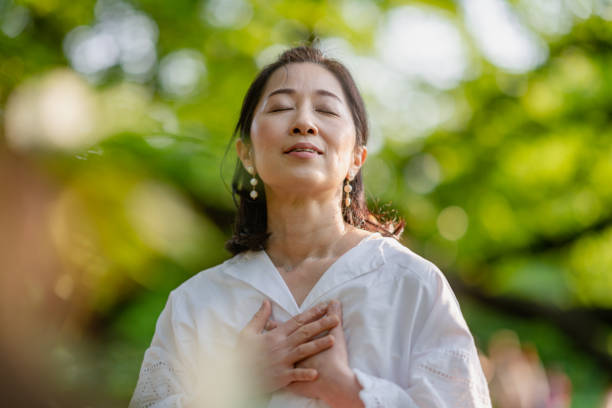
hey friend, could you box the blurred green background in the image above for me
[2,0,612,406]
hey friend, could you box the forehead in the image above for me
[262,62,345,100]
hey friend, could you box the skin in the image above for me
[236,63,368,407]
[237,299,340,393]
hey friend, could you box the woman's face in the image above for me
[238,62,366,198]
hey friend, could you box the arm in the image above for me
[286,267,491,408]
[354,352,489,408]
[129,290,197,408]
[353,265,491,408]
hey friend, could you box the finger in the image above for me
[281,302,329,335]
[330,300,343,324]
[286,368,318,383]
[245,299,272,333]
[288,335,334,363]
[287,314,339,347]
[264,320,278,331]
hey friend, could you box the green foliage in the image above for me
[3,0,612,406]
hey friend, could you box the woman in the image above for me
[129,46,491,408]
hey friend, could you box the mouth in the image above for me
[284,143,323,155]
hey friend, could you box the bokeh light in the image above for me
[158,50,207,98]
[201,0,253,28]
[377,6,472,89]
[437,205,469,241]
[63,0,158,81]
[5,70,98,151]
[461,0,548,73]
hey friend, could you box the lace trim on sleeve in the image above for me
[129,359,185,408]
[416,348,491,408]
[354,368,388,408]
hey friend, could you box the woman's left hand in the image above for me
[285,300,364,408]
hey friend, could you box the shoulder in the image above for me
[376,236,445,286]
[373,240,476,345]
[373,236,462,310]
[168,252,250,303]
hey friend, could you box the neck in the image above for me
[264,188,348,267]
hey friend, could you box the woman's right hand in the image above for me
[237,299,339,394]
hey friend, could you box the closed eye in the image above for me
[317,109,338,116]
[269,107,293,112]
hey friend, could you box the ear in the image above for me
[236,138,253,170]
[348,145,367,179]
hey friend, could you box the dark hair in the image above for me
[225,46,404,255]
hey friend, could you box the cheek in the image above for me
[328,128,357,163]
[250,122,281,159]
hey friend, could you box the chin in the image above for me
[290,171,327,185]
[270,173,329,194]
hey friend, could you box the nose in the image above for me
[291,109,318,135]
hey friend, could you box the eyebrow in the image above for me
[267,88,342,102]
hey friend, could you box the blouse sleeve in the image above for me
[129,290,199,408]
[354,265,492,408]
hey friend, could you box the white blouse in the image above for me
[130,233,492,408]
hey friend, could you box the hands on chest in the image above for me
[237,299,364,408]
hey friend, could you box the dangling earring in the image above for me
[246,165,258,199]
[344,177,353,207]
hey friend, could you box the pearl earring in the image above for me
[344,177,353,207]
[246,165,258,199]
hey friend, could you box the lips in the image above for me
[284,142,323,155]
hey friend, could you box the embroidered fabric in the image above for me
[355,369,388,408]
[415,349,491,408]
[355,347,492,408]
[129,353,187,408]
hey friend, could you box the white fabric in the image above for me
[129,233,492,408]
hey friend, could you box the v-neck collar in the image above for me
[222,233,386,315]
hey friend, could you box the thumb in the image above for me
[246,299,272,333]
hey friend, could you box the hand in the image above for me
[237,299,340,394]
[286,300,364,408]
